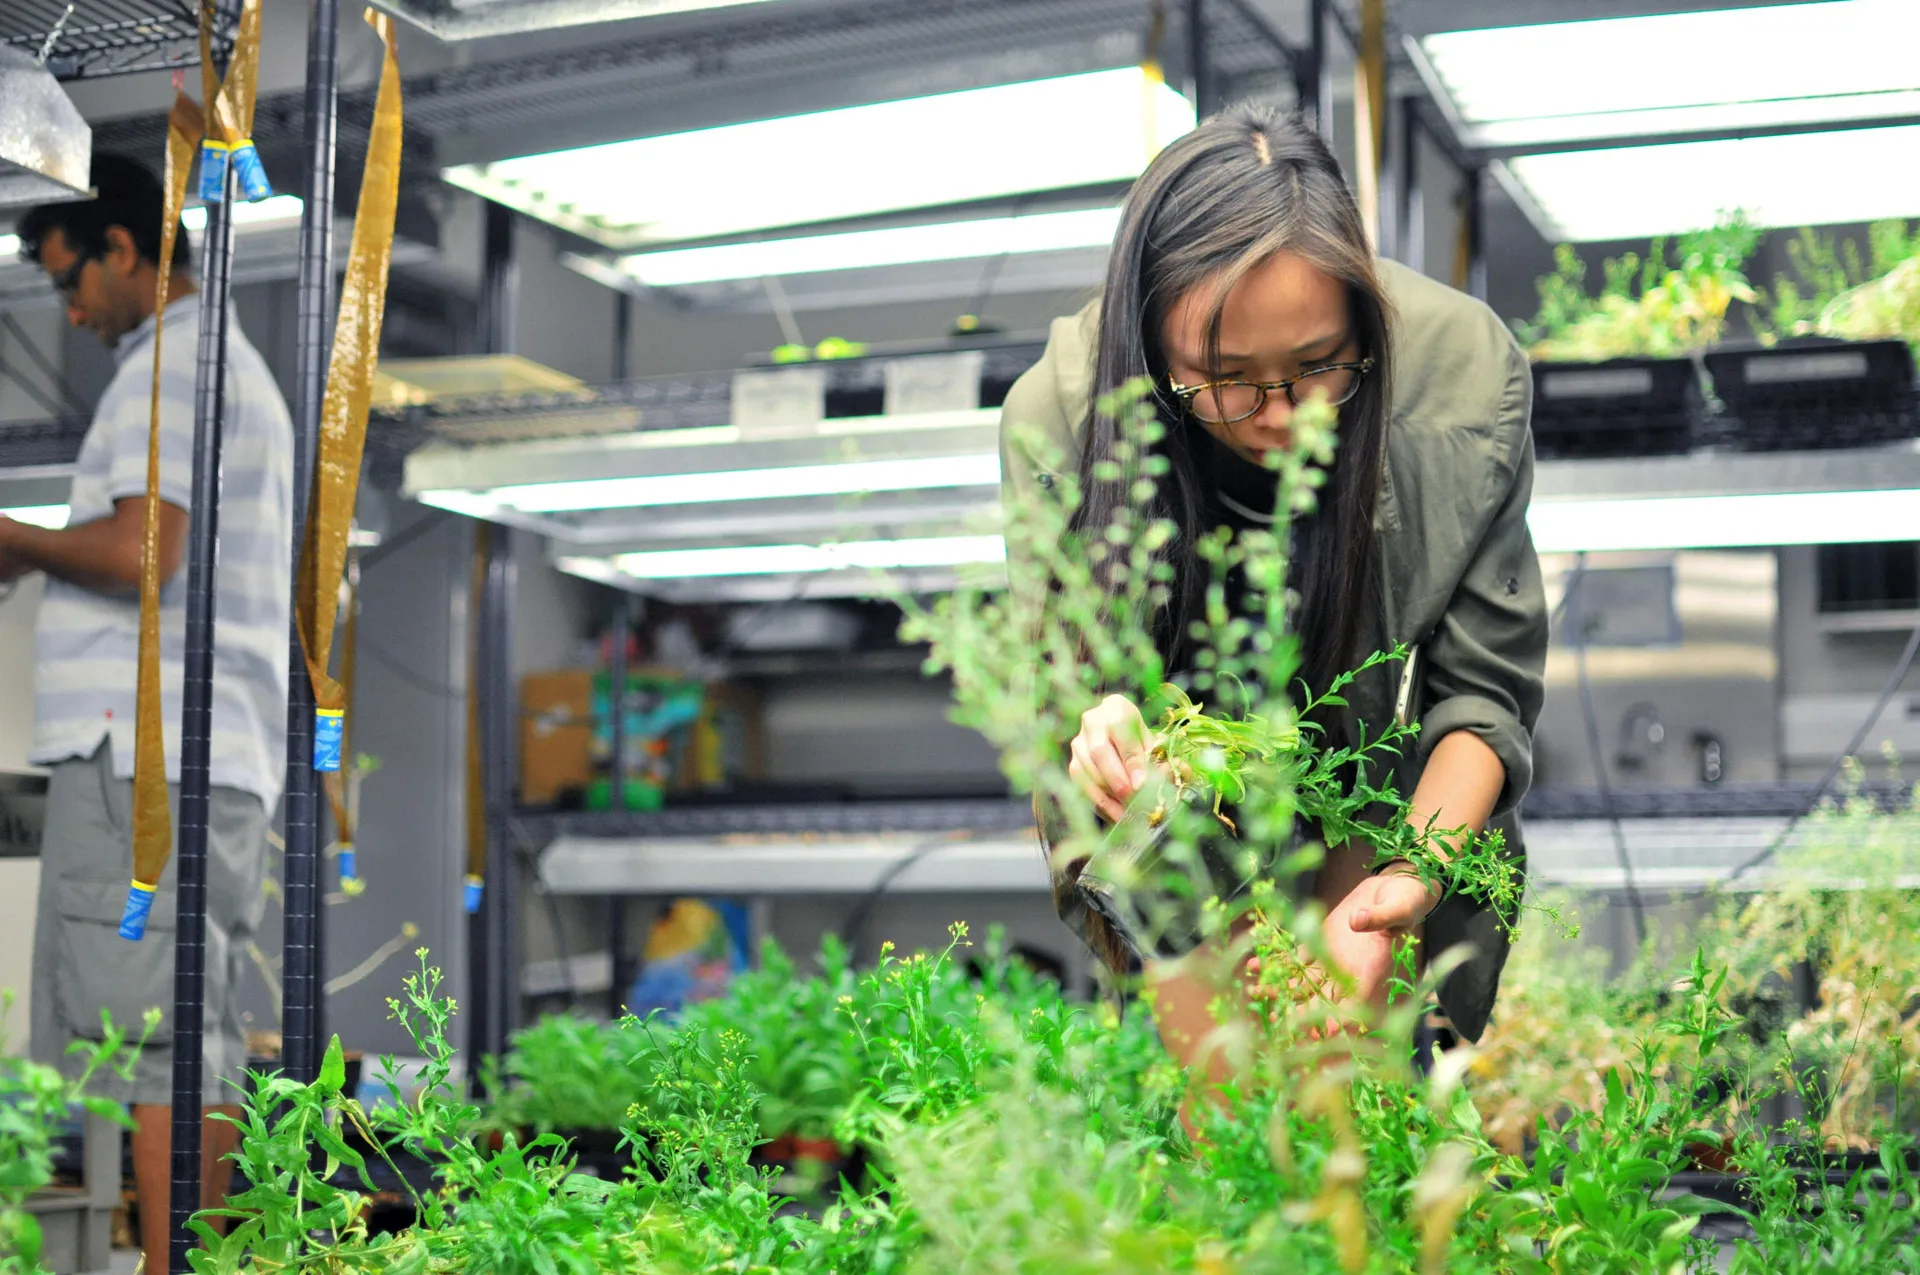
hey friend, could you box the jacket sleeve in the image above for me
[1414,342,1549,817]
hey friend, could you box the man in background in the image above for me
[1,153,292,1271]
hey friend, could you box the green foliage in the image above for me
[1517,212,1762,361]
[0,1005,149,1275]
[1759,219,1920,349]
[480,1010,664,1135]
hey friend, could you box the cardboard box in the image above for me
[520,669,594,807]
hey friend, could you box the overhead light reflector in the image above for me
[597,534,1006,579]
[1419,1,1920,148]
[1528,489,1920,554]
[0,46,90,209]
[611,207,1120,287]
[443,67,1195,248]
[1500,124,1920,242]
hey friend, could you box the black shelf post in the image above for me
[167,170,236,1275]
[281,0,340,1090]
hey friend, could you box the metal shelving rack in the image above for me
[1,0,239,80]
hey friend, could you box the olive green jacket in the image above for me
[998,258,1549,1041]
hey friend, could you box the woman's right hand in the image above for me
[1069,694,1154,824]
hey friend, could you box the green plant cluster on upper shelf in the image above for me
[1517,213,1763,362]
[1520,213,1920,362]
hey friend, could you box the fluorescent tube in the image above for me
[181,194,305,231]
[617,207,1121,286]
[443,68,1196,249]
[415,452,1001,516]
[599,534,1006,579]
[1527,489,1920,555]
[0,504,70,529]
[1420,1,1920,147]
[1501,124,1920,242]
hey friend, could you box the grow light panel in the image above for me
[1500,124,1920,242]
[597,534,1006,579]
[610,207,1122,287]
[415,453,1001,519]
[443,68,1196,249]
[1527,489,1920,555]
[1418,1,1920,149]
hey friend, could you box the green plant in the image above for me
[0,1006,150,1275]
[1517,212,1761,361]
[480,1011,664,1135]
[1759,219,1920,349]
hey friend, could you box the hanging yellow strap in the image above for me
[464,522,489,915]
[293,9,401,865]
[124,0,269,939]
[294,10,399,746]
[121,90,205,941]
[1352,0,1387,250]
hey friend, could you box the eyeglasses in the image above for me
[1168,357,1375,424]
[48,252,96,302]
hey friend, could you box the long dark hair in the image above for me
[1073,104,1393,708]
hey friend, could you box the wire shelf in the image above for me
[0,416,91,469]
[2,0,240,81]
[368,337,1049,450]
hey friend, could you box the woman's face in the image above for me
[1159,249,1357,463]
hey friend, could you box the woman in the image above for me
[999,105,1548,1079]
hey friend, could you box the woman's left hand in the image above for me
[1320,868,1442,1005]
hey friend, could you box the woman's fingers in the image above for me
[1070,695,1155,823]
[1068,738,1128,824]
[1083,733,1139,804]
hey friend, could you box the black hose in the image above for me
[1726,616,1920,882]
[1563,555,1650,953]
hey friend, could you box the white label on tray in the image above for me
[884,351,986,416]
[731,367,827,436]
[1540,368,1654,399]
[1745,352,1869,384]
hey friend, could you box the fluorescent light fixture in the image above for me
[1420,1,1920,148]
[444,67,1195,249]
[373,0,781,41]
[616,207,1120,287]
[0,234,17,258]
[1528,489,1920,554]
[0,504,70,529]
[415,452,1001,517]
[1501,123,1920,241]
[597,534,1006,579]
[181,194,304,232]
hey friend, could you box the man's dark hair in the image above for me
[17,153,192,270]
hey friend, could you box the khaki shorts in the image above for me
[30,742,267,1108]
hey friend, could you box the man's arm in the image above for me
[0,498,188,594]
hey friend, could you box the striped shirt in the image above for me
[31,293,293,809]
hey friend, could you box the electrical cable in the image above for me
[841,836,957,964]
[1726,614,1920,882]
[1563,554,1650,953]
